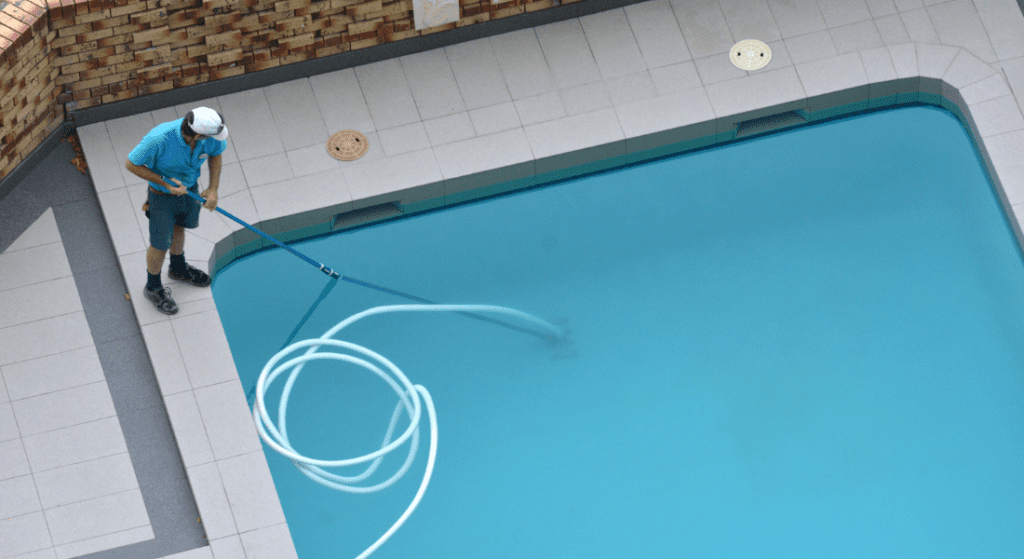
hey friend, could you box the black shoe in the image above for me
[144,286,179,315]
[168,263,211,287]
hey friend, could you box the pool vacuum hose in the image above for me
[252,304,566,559]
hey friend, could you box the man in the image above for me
[125,107,228,315]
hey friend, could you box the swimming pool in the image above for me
[212,105,1024,558]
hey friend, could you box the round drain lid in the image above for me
[730,39,772,71]
[327,130,369,161]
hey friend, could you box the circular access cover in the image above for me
[730,39,772,71]
[327,130,369,161]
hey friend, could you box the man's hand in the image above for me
[200,187,218,211]
[167,178,187,196]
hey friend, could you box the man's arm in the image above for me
[125,160,186,195]
[200,154,221,210]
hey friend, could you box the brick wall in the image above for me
[1,0,573,180]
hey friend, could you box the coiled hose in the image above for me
[252,304,565,559]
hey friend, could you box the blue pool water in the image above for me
[213,106,1024,558]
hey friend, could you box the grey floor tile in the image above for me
[0,188,48,255]
[74,264,138,345]
[19,142,96,208]
[96,335,165,414]
[4,208,60,254]
[114,405,205,552]
[53,197,119,274]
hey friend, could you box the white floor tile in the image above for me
[0,243,73,293]
[0,346,104,402]
[0,277,82,330]
[264,79,330,152]
[0,439,30,481]
[400,48,467,120]
[0,475,41,519]
[0,312,93,368]
[0,511,52,559]
[12,381,116,437]
[22,417,128,473]
[309,68,377,134]
[44,489,150,546]
[33,452,139,509]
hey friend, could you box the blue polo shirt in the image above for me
[128,118,227,194]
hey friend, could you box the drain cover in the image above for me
[730,39,772,71]
[327,130,369,161]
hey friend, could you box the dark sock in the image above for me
[146,272,162,292]
[170,253,186,273]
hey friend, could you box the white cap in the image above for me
[189,107,229,141]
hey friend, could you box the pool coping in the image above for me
[77,41,1024,556]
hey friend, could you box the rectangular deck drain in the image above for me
[735,111,807,139]
[333,201,402,230]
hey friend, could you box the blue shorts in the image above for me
[148,185,201,251]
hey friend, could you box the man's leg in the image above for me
[167,222,210,287]
[169,224,186,257]
[147,246,166,275]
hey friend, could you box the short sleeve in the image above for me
[206,139,227,158]
[128,134,159,168]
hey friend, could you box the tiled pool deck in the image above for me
[3,0,1024,557]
